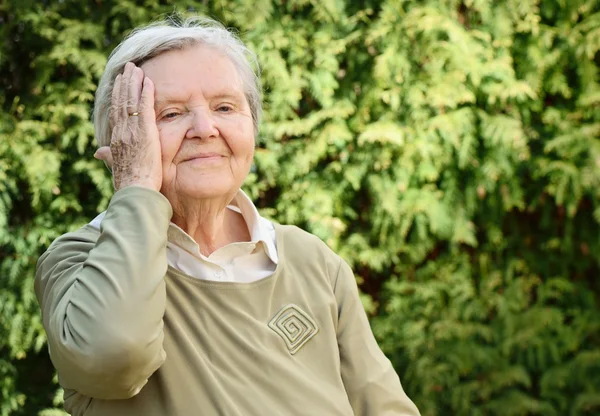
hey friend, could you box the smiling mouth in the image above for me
[183,154,225,163]
[183,153,223,162]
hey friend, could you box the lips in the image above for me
[182,152,225,162]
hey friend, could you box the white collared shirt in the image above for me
[89,189,278,283]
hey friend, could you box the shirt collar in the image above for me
[167,189,278,264]
[231,189,278,264]
[89,189,278,264]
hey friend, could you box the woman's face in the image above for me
[140,45,255,203]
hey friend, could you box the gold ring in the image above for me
[128,112,140,117]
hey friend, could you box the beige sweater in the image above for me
[35,187,420,416]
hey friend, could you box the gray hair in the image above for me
[93,16,262,147]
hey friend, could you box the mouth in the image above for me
[183,153,224,162]
[181,153,227,166]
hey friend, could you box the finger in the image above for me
[139,77,156,124]
[93,146,114,167]
[127,66,144,114]
[127,66,144,117]
[118,62,133,120]
[110,74,122,129]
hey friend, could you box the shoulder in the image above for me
[274,224,344,285]
[274,224,334,256]
[274,223,324,245]
[49,224,100,249]
[37,224,100,269]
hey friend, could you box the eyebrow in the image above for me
[154,92,244,109]
[210,92,244,101]
[154,98,181,108]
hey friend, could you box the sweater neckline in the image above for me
[165,223,288,289]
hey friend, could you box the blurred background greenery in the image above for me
[1,0,599,415]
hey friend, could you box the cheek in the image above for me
[158,126,184,163]
[226,118,255,162]
[230,136,255,165]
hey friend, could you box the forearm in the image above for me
[36,186,172,399]
[335,258,420,415]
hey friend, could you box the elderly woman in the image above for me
[35,17,420,416]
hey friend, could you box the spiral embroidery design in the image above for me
[268,304,319,355]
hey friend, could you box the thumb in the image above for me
[94,146,114,168]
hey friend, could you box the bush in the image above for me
[0,0,598,414]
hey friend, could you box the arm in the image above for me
[334,258,420,415]
[35,186,172,399]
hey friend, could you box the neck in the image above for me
[170,193,250,256]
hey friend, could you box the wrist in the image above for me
[115,175,161,192]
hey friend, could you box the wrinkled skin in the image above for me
[95,62,163,191]
[94,46,256,252]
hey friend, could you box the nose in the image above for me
[185,107,218,140]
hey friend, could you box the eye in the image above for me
[160,111,181,121]
[216,105,233,113]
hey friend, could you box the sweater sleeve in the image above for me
[35,186,172,400]
[334,258,420,416]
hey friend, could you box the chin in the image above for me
[179,179,238,200]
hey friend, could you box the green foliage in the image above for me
[0,0,598,415]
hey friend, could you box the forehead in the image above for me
[140,45,244,99]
